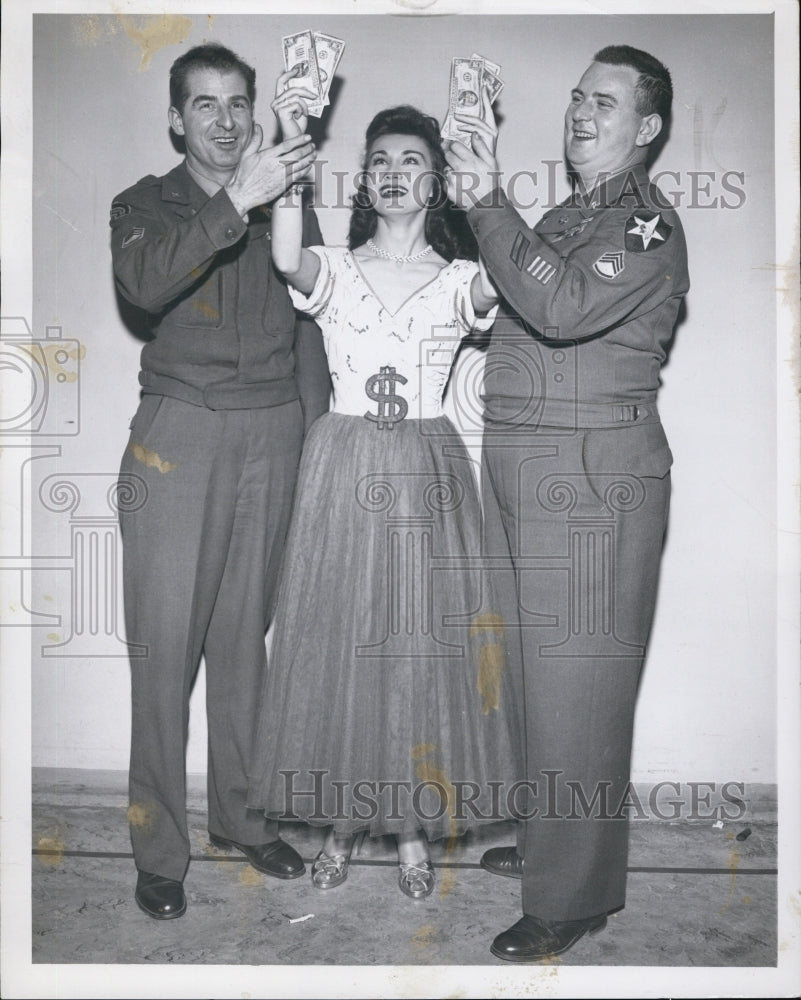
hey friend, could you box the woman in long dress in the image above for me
[247,71,522,900]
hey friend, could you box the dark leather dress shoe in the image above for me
[490,912,607,962]
[480,845,524,879]
[135,870,186,920]
[209,834,305,879]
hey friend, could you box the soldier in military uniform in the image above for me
[445,45,688,960]
[110,43,330,920]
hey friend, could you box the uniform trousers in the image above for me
[482,418,671,921]
[118,394,303,881]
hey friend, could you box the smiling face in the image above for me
[168,67,253,187]
[564,61,660,186]
[362,133,437,216]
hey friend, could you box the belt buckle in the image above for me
[614,404,639,423]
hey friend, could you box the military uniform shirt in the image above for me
[467,163,689,423]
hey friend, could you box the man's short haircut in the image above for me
[169,44,256,113]
[594,44,672,123]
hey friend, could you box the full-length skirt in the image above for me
[247,412,523,842]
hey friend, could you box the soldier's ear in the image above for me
[636,113,662,148]
[168,106,185,136]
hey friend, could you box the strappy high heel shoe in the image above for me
[398,858,435,899]
[311,830,365,890]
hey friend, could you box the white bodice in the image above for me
[289,247,496,420]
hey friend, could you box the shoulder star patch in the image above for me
[625,211,672,252]
[593,250,625,279]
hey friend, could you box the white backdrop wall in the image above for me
[27,11,777,782]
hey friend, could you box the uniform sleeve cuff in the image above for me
[199,188,248,248]
[467,188,521,244]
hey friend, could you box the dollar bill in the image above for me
[471,52,501,76]
[470,52,504,104]
[481,68,504,105]
[442,54,504,146]
[313,31,345,106]
[450,56,484,116]
[442,57,483,145]
[282,30,324,117]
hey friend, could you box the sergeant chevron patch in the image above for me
[593,250,625,278]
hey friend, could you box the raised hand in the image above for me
[453,83,499,155]
[225,123,316,216]
[444,128,500,211]
[271,67,317,140]
[444,81,501,211]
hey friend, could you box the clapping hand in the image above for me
[225,121,316,216]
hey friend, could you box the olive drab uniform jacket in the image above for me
[469,163,689,449]
[110,161,329,424]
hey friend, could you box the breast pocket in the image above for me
[170,269,225,330]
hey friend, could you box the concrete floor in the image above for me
[29,768,778,977]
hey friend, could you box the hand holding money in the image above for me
[281,30,345,118]
[272,67,317,139]
[453,84,499,155]
[443,127,500,212]
[441,53,503,149]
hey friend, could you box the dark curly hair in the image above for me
[169,44,256,114]
[348,106,478,262]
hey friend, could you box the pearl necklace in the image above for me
[366,238,433,264]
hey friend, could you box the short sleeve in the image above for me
[449,260,499,335]
[287,246,338,318]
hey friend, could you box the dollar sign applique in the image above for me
[364,365,408,430]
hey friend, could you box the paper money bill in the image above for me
[479,67,504,104]
[442,56,484,145]
[470,52,504,104]
[471,52,501,76]
[282,29,324,117]
[442,54,504,145]
[313,31,345,106]
[450,56,484,115]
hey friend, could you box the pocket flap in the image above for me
[583,422,673,480]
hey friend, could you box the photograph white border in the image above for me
[2,1,799,997]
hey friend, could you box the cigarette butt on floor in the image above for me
[288,913,315,924]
